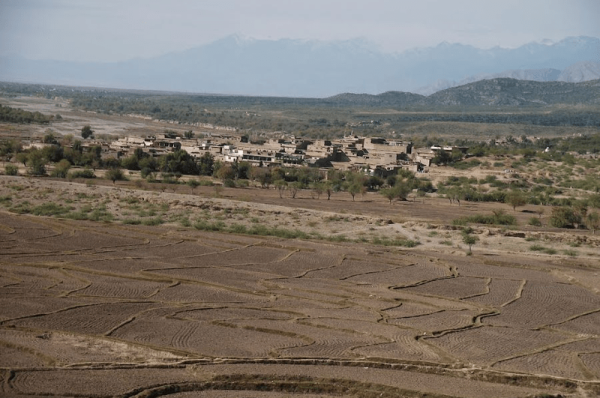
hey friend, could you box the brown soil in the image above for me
[1,177,600,397]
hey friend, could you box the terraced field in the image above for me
[1,208,599,397]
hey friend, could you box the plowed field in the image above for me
[1,194,599,397]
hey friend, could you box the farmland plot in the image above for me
[1,211,598,397]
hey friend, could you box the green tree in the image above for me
[81,125,94,139]
[587,211,600,234]
[505,190,527,211]
[15,152,28,166]
[462,233,479,254]
[215,164,235,181]
[274,179,287,198]
[105,168,125,184]
[252,167,272,188]
[27,149,47,175]
[324,181,334,200]
[549,207,580,229]
[380,184,410,204]
[51,159,71,178]
[198,152,215,176]
[4,164,18,176]
[187,179,200,194]
[346,182,362,201]
[158,149,198,175]
[184,130,195,139]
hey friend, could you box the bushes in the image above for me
[69,167,96,179]
[549,207,581,229]
[4,164,18,175]
[31,203,69,217]
[453,210,517,226]
[529,244,557,255]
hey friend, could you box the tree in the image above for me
[505,190,527,211]
[380,184,410,205]
[446,186,464,206]
[187,179,200,194]
[27,149,47,175]
[4,164,18,176]
[587,211,600,234]
[274,179,287,198]
[105,168,125,184]
[158,149,198,175]
[198,152,215,176]
[549,207,580,229]
[324,181,333,200]
[184,130,194,139]
[346,182,362,201]
[81,125,94,139]
[462,232,479,254]
[43,132,56,144]
[15,152,28,166]
[215,164,235,181]
[51,159,71,178]
[252,168,272,188]
[289,181,302,199]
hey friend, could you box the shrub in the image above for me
[529,244,557,255]
[4,164,18,175]
[141,217,163,226]
[528,217,542,226]
[70,168,96,179]
[529,244,546,251]
[549,207,580,229]
[105,168,126,184]
[51,159,71,178]
[453,210,516,226]
[31,203,69,216]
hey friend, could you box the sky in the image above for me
[1,0,599,63]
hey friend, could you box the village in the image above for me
[33,129,469,177]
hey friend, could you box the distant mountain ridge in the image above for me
[416,61,600,95]
[325,78,600,107]
[0,35,599,97]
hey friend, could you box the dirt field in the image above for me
[1,179,600,396]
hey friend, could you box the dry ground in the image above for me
[1,177,600,397]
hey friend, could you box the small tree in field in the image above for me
[81,125,94,139]
[274,179,287,198]
[462,233,479,254]
[51,159,71,178]
[505,190,527,211]
[105,168,125,184]
[5,164,18,176]
[187,179,200,194]
[587,211,600,234]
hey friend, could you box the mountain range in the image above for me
[326,78,600,107]
[0,35,599,98]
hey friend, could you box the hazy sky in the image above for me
[1,0,599,62]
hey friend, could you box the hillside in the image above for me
[324,78,600,107]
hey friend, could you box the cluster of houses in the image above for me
[108,132,432,176]
[26,131,470,177]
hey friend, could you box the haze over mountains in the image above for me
[0,35,599,98]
